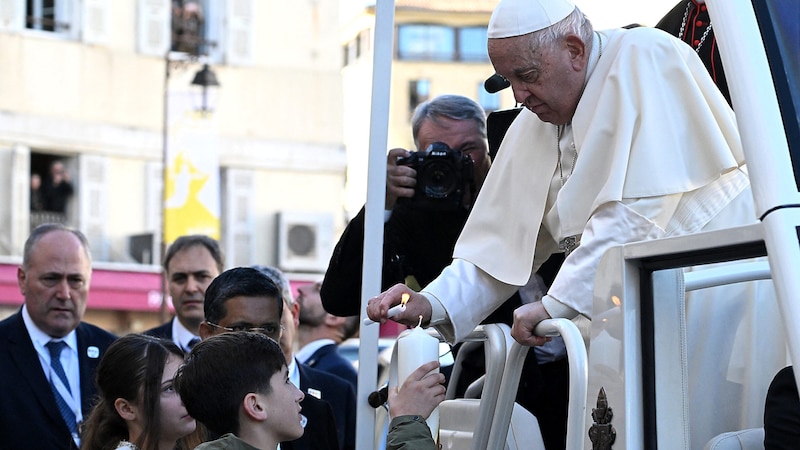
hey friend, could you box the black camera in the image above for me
[397,142,474,211]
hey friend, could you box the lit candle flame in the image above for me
[401,292,410,307]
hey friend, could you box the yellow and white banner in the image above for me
[163,89,221,244]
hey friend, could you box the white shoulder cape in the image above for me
[453,27,743,286]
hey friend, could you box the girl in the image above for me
[81,334,203,450]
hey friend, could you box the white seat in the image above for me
[386,324,519,450]
[702,428,764,450]
[438,399,546,450]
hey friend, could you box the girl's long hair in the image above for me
[80,334,205,450]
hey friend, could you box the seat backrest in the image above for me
[702,428,765,450]
[438,399,546,450]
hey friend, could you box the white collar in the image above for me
[22,304,78,352]
[288,356,300,388]
[584,30,604,86]
[171,317,199,351]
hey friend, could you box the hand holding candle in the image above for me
[365,285,433,327]
[396,316,441,441]
[363,292,410,326]
[389,360,446,419]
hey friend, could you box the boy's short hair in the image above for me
[175,332,286,437]
[203,267,284,324]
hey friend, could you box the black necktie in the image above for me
[46,341,78,434]
[187,337,201,350]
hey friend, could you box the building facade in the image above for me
[0,0,345,332]
[339,0,516,215]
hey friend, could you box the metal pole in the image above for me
[357,0,395,448]
[160,52,170,324]
[708,0,800,398]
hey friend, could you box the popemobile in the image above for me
[354,0,800,449]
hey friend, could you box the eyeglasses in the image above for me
[206,321,284,337]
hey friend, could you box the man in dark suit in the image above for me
[144,235,224,351]
[764,366,800,449]
[320,94,567,449]
[0,223,116,449]
[296,280,359,389]
[201,266,351,450]
[253,265,357,450]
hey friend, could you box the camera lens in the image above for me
[420,160,458,198]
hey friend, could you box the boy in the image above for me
[175,332,305,449]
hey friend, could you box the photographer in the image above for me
[321,94,567,449]
[321,94,496,319]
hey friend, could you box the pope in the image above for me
[367,0,785,448]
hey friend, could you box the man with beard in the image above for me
[295,280,359,390]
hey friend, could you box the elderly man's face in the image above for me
[416,115,492,194]
[18,230,91,338]
[489,33,588,125]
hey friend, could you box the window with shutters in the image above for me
[0,1,107,43]
[171,0,209,55]
[25,0,71,34]
[221,168,255,267]
[139,0,252,65]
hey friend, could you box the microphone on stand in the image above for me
[368,385,389,408]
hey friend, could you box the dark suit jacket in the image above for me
[294,362,356,450]
[280,393,340,450]
[143,317,173,340]
[321,205,471,317]
[305,343,358,390]
[764,366,800,450]
[320,205,564,325]
[0,310,116,450]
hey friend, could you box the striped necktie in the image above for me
[46,340,78,434]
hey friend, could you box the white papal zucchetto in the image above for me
[487,0,577,39]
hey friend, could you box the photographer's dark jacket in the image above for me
[321,203,476,317]
[320,202,562,325]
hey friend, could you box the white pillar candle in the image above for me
[397,321,440,441]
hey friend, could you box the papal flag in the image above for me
[163,89,221,244]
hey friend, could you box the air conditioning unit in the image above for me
[128,233,159,265]
[276,211,334,273]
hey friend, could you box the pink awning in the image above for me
[0,262,164,312]
[0,263,325,315]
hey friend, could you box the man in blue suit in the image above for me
[296,280,359,390]
[0,223,116,449]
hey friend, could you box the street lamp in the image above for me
[159,56,220,322]
[190,63,220,115]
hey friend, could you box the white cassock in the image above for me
[420,27,786,449]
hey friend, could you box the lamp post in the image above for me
[191,63,220,116]
[159,54,220,322]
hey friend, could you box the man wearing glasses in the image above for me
[199,266,347,450]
